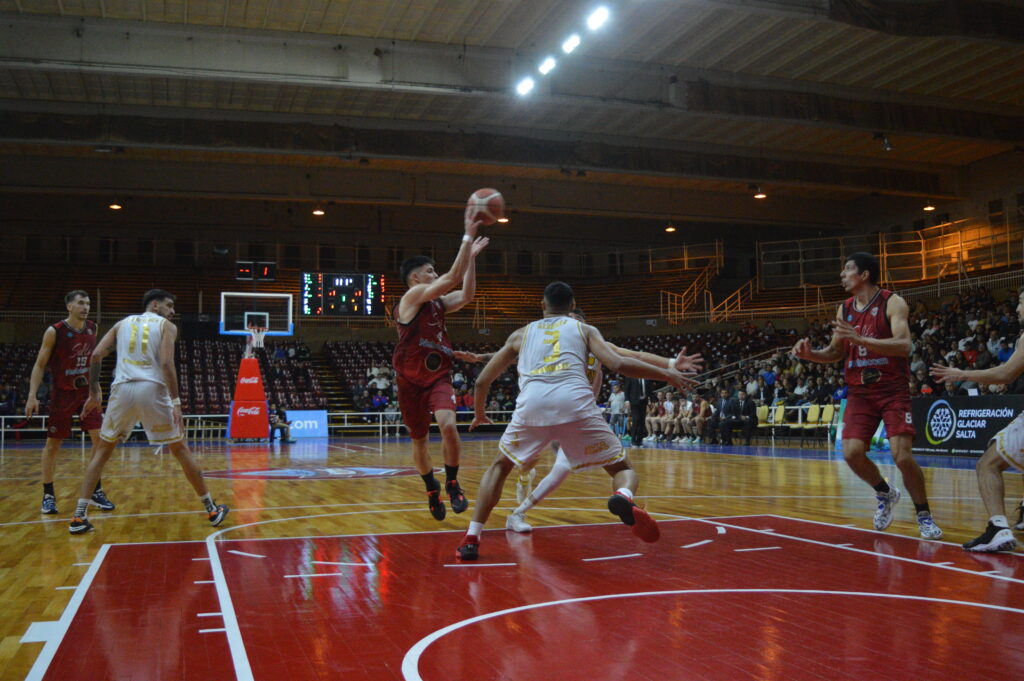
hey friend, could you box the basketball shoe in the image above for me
[41,493,58,515]
[917,512,943,539]
[506,511,532,533]
[445,479,468,514]
[607,493,660,543]
[208,504,229,527]
[90,489,116,511]
[963,522,1017,553]
[515,468,536,505]
[426,481,447,521]
[69,515,93,534]
[873,485,901,531]
[457,535,479,561]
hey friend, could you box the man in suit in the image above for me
[709,387,741,445]
[737,389,757,445]
[622,376,651,446]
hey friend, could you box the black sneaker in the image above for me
[456,535,479,561]
[90,489,116,511]
[69,516,93,534]
[41,493,58,515]
[1015,501,1024,532]
[963,522,1017,552]
[446,479,468,514]
[427,483,446,521]
[608,493,637,526]
[207,504,229,527]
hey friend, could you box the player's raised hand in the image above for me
[470,236,489,257]
[929,363,964,383]
[464,205,483,238]
[469,412,493,431]
[25,395,39,419]
[664,368,697,391]
[791,338,814,360]
[831,318,860,344]
[673,347,704,374]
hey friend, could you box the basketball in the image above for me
[467,188,505,225]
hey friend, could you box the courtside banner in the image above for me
[912,395,1024,456]
[285,410,328,438]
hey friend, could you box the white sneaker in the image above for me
[917,513,943,539]
[873,486,901,531]
[506,511,533,533]
[964,522,1016,552]
[515,468,537,505]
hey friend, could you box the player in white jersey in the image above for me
[456,282,693,560]
[69,289,228,534]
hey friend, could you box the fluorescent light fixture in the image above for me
[108,202,122,210]
[665,224,677,233]
[496,217,510,223]
[562,34,581,53]
[539,57,556,75]
[312,207,325,216]
[923,202,935,211]
[516,77,535,95]
[586,6,610,30]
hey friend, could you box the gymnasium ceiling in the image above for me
[1,0,1023,227]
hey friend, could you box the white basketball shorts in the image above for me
[498,413,625,471]
[100,380,184,445]
[991,411,1024,471]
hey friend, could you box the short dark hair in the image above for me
[845,252,880,285]
[572,307,587,320]
[64,290,88,305]
[400,255,435,286]
[142,289,175,309]
[544,281,575,312]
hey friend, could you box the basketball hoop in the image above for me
[244,326,268,358]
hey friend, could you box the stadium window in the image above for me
[578,253,593,276]
[62,235,81,264]
[548,251,563,275]
[388,245,405,272]
[137,238,154,265]
[249,242,266,260]
[516,250,533,275]
[174,240,196,266]
[98,237,119,264]
[318,244,336,269]
[356,244,370,271]
[638,251,650,272]
[989,199,1004,227]
[607,252,622,275]
[1016,192,1024,226]
[484,248,503,274]
[282,243,301,269]
[24,235,41,261]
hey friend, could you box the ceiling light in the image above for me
[749,183,767,199]
[562,34,581,53]
[586,6,610,30]
[108,202,122,210]
[496,217,509,223]
[538,57,556,75]
[923,202,935,212]
[516,77,535,96]
[312,206,325,216]
[665,224,677,233]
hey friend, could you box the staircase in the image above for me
[310,353,349,412]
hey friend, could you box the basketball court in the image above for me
[3,435,1022,680]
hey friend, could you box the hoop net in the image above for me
[244,326,268,358]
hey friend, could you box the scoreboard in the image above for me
[301,273,386,316]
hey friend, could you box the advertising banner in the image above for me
[912,395,1024,456]
[284,410,329,438]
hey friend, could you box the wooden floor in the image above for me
[0,433,1020,680]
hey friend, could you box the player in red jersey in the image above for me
[394,208,489,519]
[793,252,942,539]
[25,290,115,515]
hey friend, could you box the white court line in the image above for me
[681,540,713,549]
[54,586,77,590]
[197,612,222,618]
[72,562,91,566]
[192,557,211,561]
[285,572,346,578]
[734,546,781,552]
[443,563,516,568]
[759,529,776,532]
[582,553,643,562]
[194,580,215,584]
[205,532,254,681]
[716,526,726,534]
[312,560,375,567]
[24,543,111,681]
[933,561,954,566]
[401,588,1024,681]
[199,628,227,634]
[834,543,854,547]
[764,513,1000,552]
[227,550,265,559]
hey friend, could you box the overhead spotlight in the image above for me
[312,206,326,216]
[586,6,610,30]
[923,201,935,212]
[108,201,123,210]
[496,217,510,223]
[749,183,766,199]
[538,57,556,75]
[665,224,677,233]
[516,77,535,96]
[562,34,581,54]
[873,131,893,152]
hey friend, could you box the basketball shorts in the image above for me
[396,376,456,440]
[47,388,102,439]
[99,381,183,445]
[842,384,915,443]
[991,411,1024,471]
[499,413,625,472]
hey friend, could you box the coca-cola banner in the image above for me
[911,395,1024,456]
[234,358,266,401]
[229,401,269,439]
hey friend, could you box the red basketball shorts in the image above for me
[396,376,457,440]
[842,383,914,443]
[47,388,102,439]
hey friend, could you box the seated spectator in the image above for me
[371,390,389,411]
[268,403,296,443]
[998,338,1014,364]
[0,382,15,416]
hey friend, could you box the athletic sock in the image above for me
[421,471,438,491]
[615,487,634,501]
[94,479,103,493]
[43,482,55,496]
[991,515,1009,528]
[74,499,90,517]
[199,493,216,513]
[872,480,890,494]
[444,465,459,483]
[468,521,484,537]
[914,502,930,515]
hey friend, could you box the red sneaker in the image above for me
[630,506,660,543]
[457,535,479,561]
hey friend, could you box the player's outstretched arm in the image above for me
[609,342,704,374]
[81,322,120,417]
[833,294,912,357]
[442,236,490,313]
[792,304,844,364]
[26,326,56,418]
[402,209,484,309]
[469,329,523,431]
[931,336,1024,386]
[585,325,693,391]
